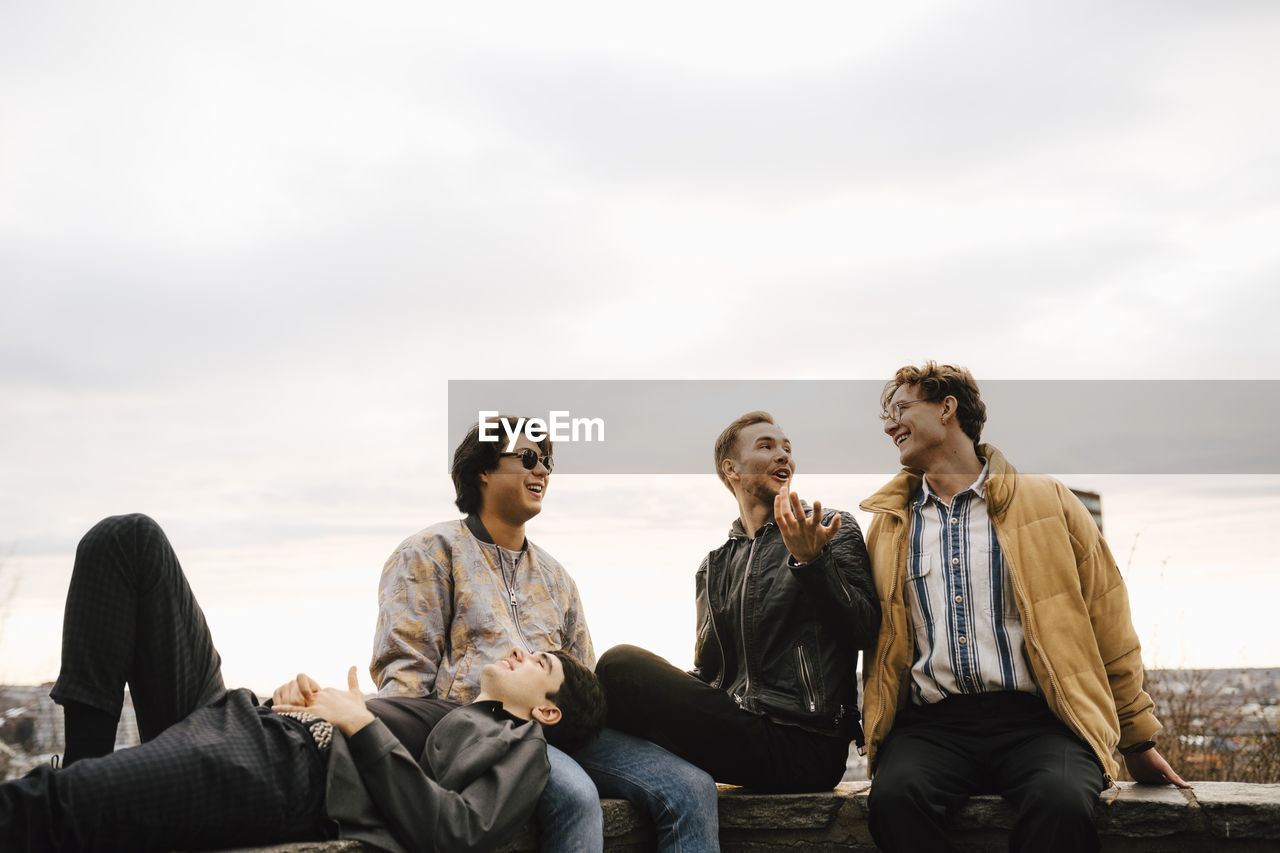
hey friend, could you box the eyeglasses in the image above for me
[499,448,554,472]
[881,399,930,425]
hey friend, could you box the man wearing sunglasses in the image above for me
[10,512,606,852]
[861,363,1186,853]
[370,416,717,853]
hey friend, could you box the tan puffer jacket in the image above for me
[859,444,1161,783]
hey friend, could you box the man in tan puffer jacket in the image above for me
[861,362,1186,853]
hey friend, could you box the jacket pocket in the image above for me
[794,644,820,713]
[904,551,937,637]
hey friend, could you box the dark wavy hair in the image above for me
[543,650,607,753]
[880,362,987,448]
[451,415,553,514]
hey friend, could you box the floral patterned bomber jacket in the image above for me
[371,514,595,702]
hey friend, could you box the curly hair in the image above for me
[451,415,553,514]
[543,650,607,753]
[880,362,987,448]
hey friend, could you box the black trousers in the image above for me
[1,514,327,851]
[50,513,226,739]
[595,644,849,793]
[867,692,1105,853]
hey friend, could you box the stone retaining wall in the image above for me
[224,781,1280,853]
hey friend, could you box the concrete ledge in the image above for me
[222,781,1280,852]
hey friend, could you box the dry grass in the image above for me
[1115,668,1280,783]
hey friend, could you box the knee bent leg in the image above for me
[595,644,651,675]
[79,513,163,557]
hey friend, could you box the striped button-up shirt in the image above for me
[904,463,1039,705]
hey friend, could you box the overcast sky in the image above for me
[3,1,1279,693]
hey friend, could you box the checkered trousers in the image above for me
[50,513,227,739]
[1,688,328,850]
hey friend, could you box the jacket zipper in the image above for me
[708,553,726,689]
[708,617,725,689]
[736,537,759,708]
[795,644,818,712]
[498,548,532,651]
[1003,547,1112,785]
[867,511,904,758]
[987,460,1112,783]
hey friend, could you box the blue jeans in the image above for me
[576,728,720,853]
[538,744,605,853]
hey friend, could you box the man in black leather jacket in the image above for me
[597,411,880,792]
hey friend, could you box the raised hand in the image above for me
[774,481,842,564]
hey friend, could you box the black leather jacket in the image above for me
[692,507,879,742]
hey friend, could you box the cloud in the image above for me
[3,1,1280,683]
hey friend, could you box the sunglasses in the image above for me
[499,448,555,472]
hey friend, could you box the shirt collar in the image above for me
[465,514,527,551]
[919,458,991,504]
[468,699,524,725]
[971,459,990,498]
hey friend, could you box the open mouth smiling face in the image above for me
[481,437,551,522]
[518,466,549,511]
[885,413,915,461]
[729,421,796,503]
[884,386,943,466]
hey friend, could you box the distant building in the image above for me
[1,683,139,779]
[1070,488,1103,536]
[0,684,61,757]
